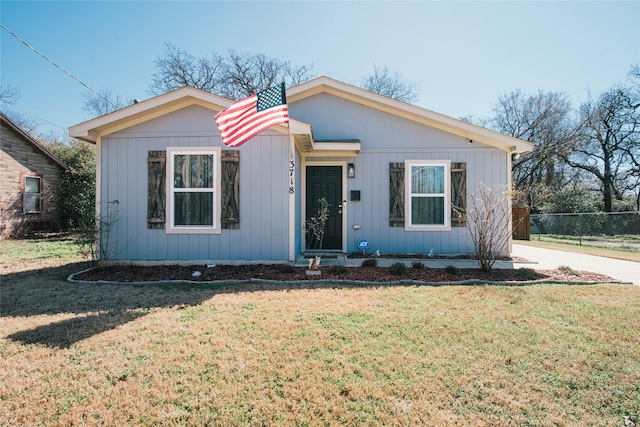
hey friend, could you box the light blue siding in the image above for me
[342,149,507,255]
[99,94,514,261]
[99,105,291,262]
[292,93,511,256]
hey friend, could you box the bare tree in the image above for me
[0,81,19,105]
[82,88,126,116]
[561,70,640,217]
[1,110,39,135]
[149,42,226,95]
[360,65,418,103]
[221,51,314,100]
[148,43,314,99]
[457,184,514,272]
[490,90,578,210]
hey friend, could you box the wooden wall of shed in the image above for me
[0,121,63,238]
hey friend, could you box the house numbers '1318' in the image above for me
[289,160,295,194]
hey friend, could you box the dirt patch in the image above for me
[71,263,617,284]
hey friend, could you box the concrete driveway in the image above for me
[512,244,640,285]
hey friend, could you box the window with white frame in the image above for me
[23,176,42,213]
[405,160,451,230]
[167,147,221,234]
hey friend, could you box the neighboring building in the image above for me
[69,77,532,263]
[1,112,68,238]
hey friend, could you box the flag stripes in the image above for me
[215,83,289,147]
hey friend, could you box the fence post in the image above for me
[579,213,583,246]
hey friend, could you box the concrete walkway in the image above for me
[511,244,639,285]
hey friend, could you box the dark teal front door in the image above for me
[306,166,342,250]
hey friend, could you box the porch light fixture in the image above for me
[347,163,355,178]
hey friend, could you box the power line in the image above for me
[0,23,117,108]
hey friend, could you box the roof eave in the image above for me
[287,77,534,154]
[69,86,233,143]
[1,112,69,170]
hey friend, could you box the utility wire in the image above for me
[0,23,117,108]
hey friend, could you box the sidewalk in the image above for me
[511,244,639,285]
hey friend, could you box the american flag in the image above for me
[215,83,289,147]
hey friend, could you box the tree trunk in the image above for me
[603,146,614,235]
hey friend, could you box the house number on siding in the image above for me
[289,160,295,194]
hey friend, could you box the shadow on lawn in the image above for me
[4,262,409,349]
[2,262,225,349]
[1,261,582,349]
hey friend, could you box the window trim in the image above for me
[23,175,42,214]
[166,147,221,234]
[404,160,451,231]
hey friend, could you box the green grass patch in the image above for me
[0,234,81,263]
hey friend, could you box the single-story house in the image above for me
[69,77,533,263]
[1,112,68,238]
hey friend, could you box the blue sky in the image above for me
[1,1,639,139]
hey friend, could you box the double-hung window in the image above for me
[167,147,221,234]
[405,160,451,230]
[23,176,42,213]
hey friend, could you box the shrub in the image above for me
[412,261,425,269]
[515,268,538,280]
[558,265,579,276]
[46,139,97,230]
[304,198,330,250]
[456,184,513,272]
[76,200,122,264]
[445,265,460,276]
[361,258,378,267]
[277,264,296,274]
[389,262,407,276]
[327,266,347,275]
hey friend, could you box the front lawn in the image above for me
[1,236,639,425]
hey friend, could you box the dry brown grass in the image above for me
[519,237,640,262]
[1,237,639,426]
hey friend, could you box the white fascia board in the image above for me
[288,119,312,135]
[308,142,361,157]
[69,87,233,143]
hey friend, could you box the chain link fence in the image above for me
[530,211,640,246]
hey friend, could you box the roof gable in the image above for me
[1,112,68,170]
[70,85,312,149]
[287,77,533,153]
[69,87,234,143]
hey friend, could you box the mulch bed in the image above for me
[71,263,617,284]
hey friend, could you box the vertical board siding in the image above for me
[101,132,289,261]
[345,149,506,255]
[98,99,513,261]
